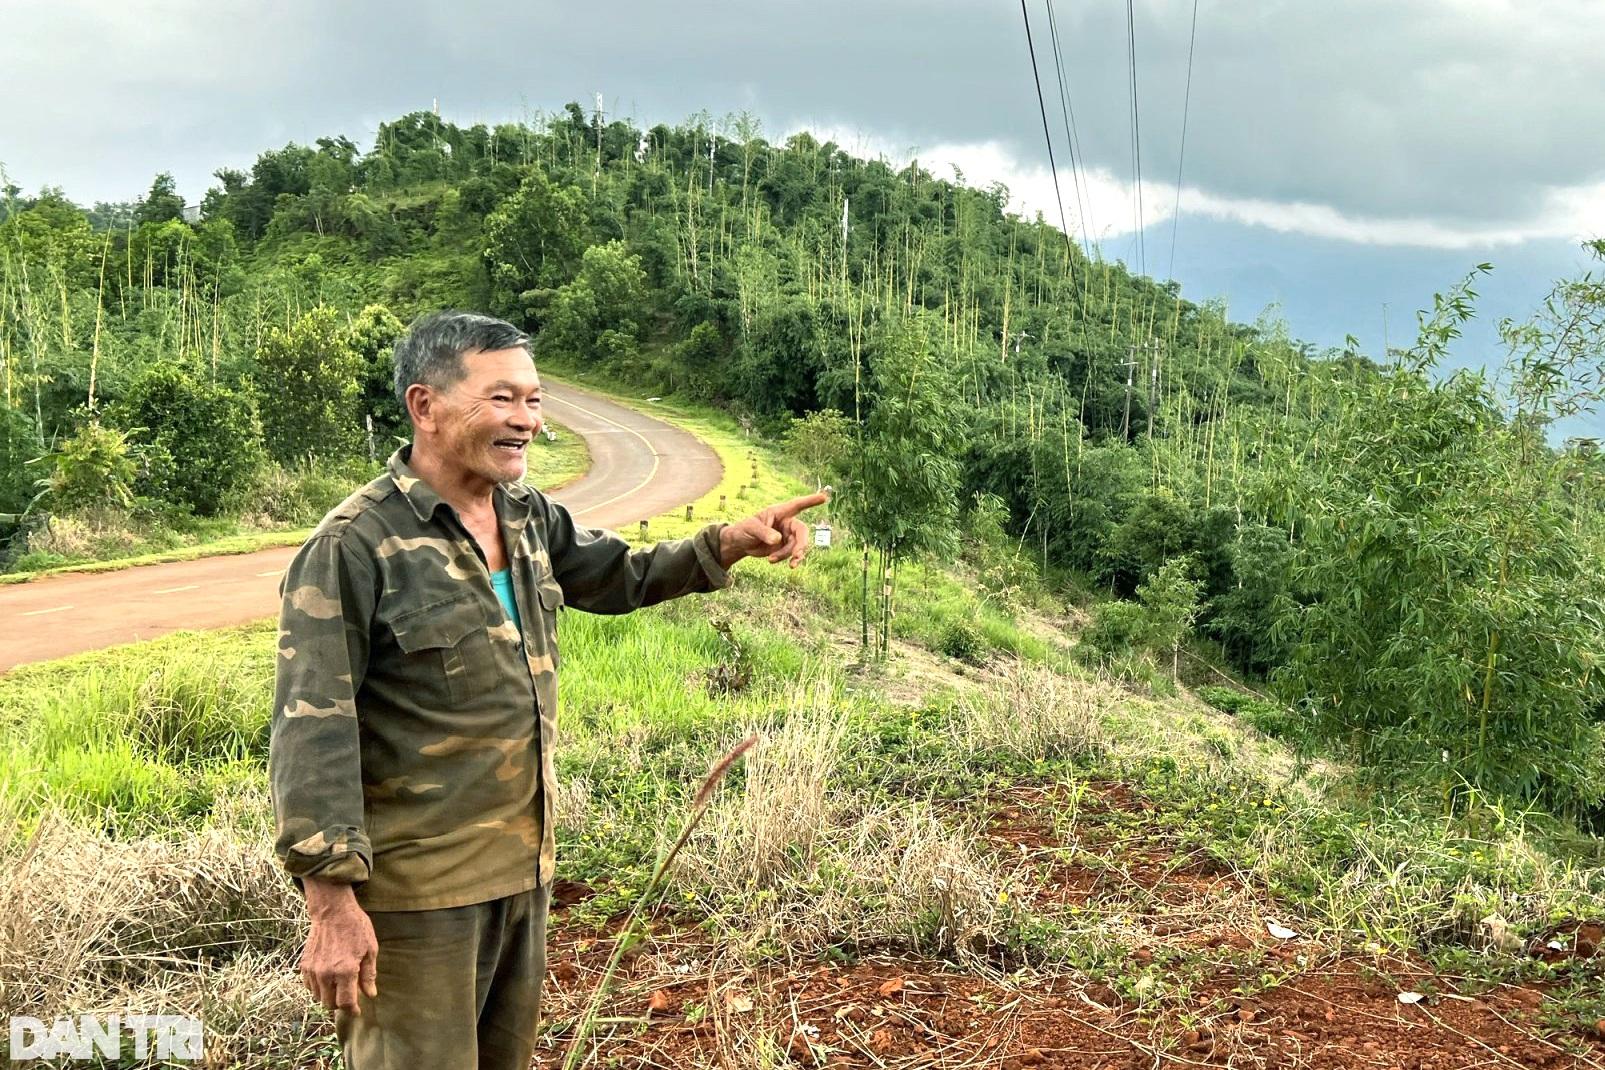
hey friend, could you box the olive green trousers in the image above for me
[335,885,551,1070]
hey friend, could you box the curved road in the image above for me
[0,379,723,671]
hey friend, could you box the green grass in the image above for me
[526,416,591,495]
[0,528,314,585]
[0,623,275,832]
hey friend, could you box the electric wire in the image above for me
[1124,0,1147,276]
[1043,0,1096,260]
[1167,0,1200,280]
[1019,0,1077,260]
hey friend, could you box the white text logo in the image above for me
[9,1015,203,1062]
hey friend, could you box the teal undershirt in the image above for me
[489,568,522,634]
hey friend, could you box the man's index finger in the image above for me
[771,491,830,519]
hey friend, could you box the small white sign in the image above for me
[10,1015,203,1062]
[812,524,832,548]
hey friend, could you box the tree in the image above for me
[535,241,647,366]
[1136,557,1203,681]
[0,402,43,516]
[1275,269,1605,812]
[483,170,588,319]
[137,172,186,226]
[782,409,852,492]
[1207,523,1295,676]
[345,304,408,444]
[674,321,727,399]
[254,306,363,463]
[832,316,961,657]
[113,361,263,515]
[1096,488,1196,595]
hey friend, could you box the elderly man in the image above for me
[269,310,826,1069]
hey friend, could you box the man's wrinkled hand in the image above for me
[719,490,831,570]
[300,879,379,1015]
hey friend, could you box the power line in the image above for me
[1043,0,1095,260]
[1124,0,1147,277]
[1167,0,1200,280]
[1019,0,1076,259]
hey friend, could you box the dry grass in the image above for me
[673,683,1011,967]
[0,786,328,1064]
[23,509,148,562]
[955,661,1340,799]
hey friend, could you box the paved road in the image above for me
[0,379,724,671]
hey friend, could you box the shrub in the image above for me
[46,423,136,512]
[938,619,986,663]
[1096,488,1195,595]
[1080,600,1148,664]
[235,458,373,527]
[1080,557,1202,684]
[1197,685,1302,741]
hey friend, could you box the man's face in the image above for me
[430,347,544,485]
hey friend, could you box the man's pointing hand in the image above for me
[718,489,831,570]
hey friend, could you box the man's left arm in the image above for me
[539,490,829,614]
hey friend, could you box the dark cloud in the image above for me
[3,0,1600,233]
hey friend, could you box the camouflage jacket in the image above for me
[269,445,732,911]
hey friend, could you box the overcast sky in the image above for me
[4,0,1601,429]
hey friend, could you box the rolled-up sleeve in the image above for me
[541,495,731,614]
[269,533,375,886]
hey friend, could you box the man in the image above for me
[269,310,827,1069]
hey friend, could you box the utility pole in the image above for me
[1146,338,1161,438]
[1120,346,1138,440]
[841,196,850,290]
[593,92,604,197]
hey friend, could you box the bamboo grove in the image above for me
[2,105,1603,822]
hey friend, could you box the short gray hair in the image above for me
[392,310,531,415]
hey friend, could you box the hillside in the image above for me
[1,396,1601,1068]
[1,106,1602,871]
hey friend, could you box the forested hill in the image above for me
[2,106,1604,824]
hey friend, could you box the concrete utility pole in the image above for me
[1146,338,1161,438]
[593,92,604,197]
[841,196,850,287]
[1120,346,1138,440]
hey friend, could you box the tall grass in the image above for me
[0,625,272,831]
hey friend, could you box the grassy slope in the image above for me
[0,416,592,585]
[1,388,1601,1066]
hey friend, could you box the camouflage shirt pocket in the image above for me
[392,594,495,706]
[533,569,563,669]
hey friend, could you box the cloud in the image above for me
[1,0,1600,256]
[806,128,1605,255]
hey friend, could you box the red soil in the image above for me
[534,782,1605,1069]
